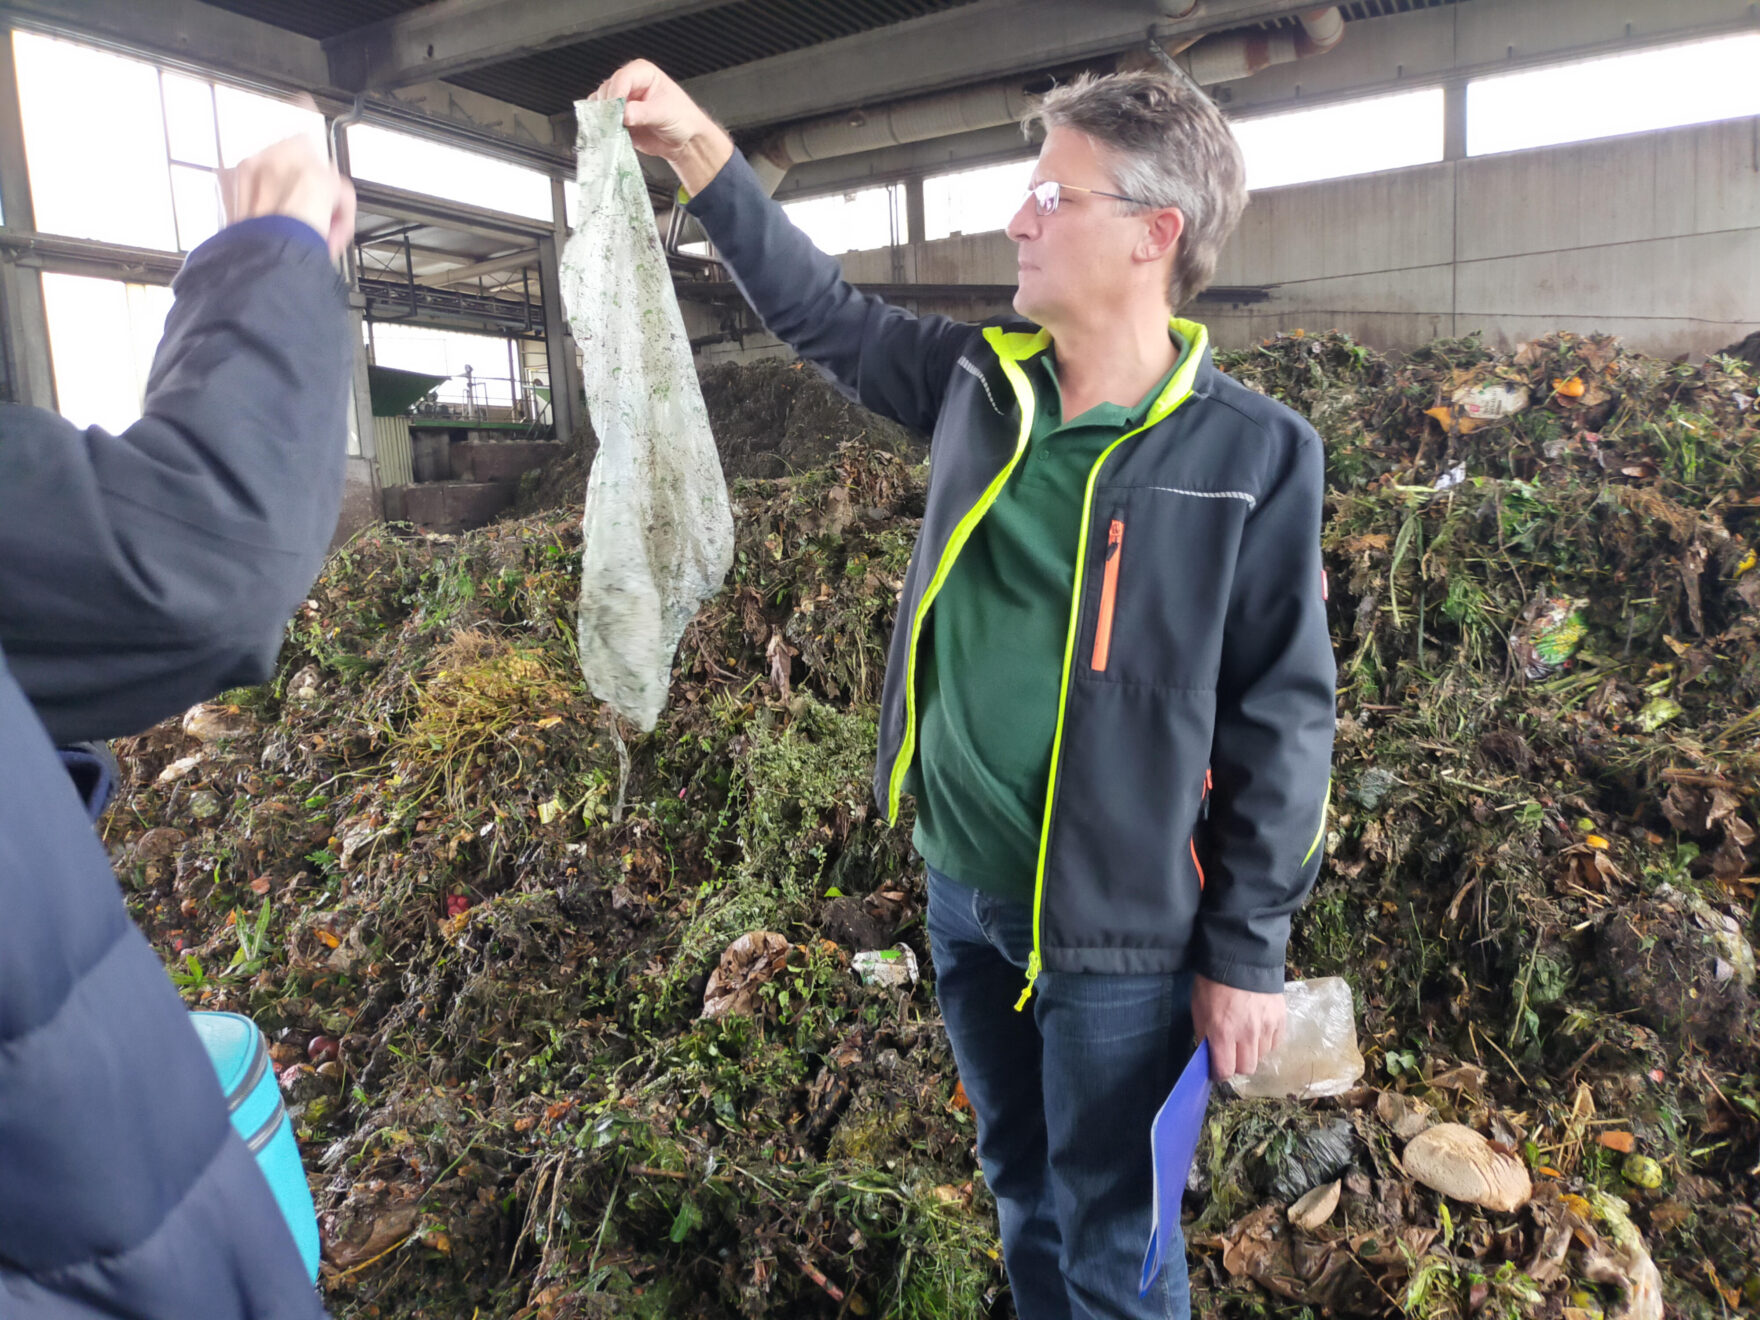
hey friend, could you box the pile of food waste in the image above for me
[104,331,1758,1318]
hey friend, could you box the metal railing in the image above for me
[403,366,554,434]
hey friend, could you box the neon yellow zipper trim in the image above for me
[885,326,1050,824]
[1015,317,1210,1011]
[1301,777,1332,866]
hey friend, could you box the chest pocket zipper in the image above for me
[1090,517,1124,671]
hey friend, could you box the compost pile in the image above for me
[103,334,1760,1319]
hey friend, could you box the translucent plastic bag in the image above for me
[561,99,733,730]
[1226,976,1364,1100]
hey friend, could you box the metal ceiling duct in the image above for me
[1178,7,1345,84]
[742,6,1345,196]
[749,75,1040,194]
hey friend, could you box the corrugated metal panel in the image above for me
[451,0,981,113]
[200,0,1464,118]
[1254,0,1460,29]
[198,0,979,113]
[199,0,426,40]
[375,414,414,487]
[1339,0,1462,18]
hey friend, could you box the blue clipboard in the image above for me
[1139,1039,1212,1297]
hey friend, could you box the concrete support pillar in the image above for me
[328,117,383,543]
[547,175,584,442]
[536,230,579,444]
[344,295,379,466]
[1442,79,1468,162]
[0,26,55,409]
[332,291,384,544]
[330,113,379,464]
[904,175,926,245]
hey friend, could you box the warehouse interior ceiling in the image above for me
[184,0,1468,129]
[192,0,1457,121]
[3,0,1752,338]
[134,0,1467,309]
[208,0,992,116]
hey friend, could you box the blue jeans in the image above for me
[926,868,1194,1320]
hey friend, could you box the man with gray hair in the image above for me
[594,62,1335,1318]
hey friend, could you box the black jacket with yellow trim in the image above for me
[687,150,1335,994]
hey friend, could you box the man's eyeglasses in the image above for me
[1023,179,1153,216]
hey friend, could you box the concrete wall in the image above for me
[1205,114,1760,358]
[697,115,1760,366]
[333,456,381,549]
[689,238,1017,369]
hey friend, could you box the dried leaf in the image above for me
[1703,1262,1741,1310]
[700,931,791,1020]
[1288,1179,1341,1231]
[1580,1188,1664,1320]
[1647,1201,1689,1234]
[766,629,796,700]
[1425,1062,1488,1093]
[324,1203,418,1270]
[1376,1089,1435,1140]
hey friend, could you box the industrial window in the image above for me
[369,321,527,413]
[346,124,554,224]
[782,183,904,254]
[42,271,363,456]
[1467,32,1760,156]
[1230,87,1445,191]
[14,30,323,252]
[924,157,1033,241]
[41,273,173,434]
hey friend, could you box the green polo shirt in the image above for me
[911,337,1187,902]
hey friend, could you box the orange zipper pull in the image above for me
[1091,518,1124,672]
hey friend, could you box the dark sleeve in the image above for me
[684,150,980,434]
[0,219,353,744]
[0,671,329,1319]
[1191,425,1337,993]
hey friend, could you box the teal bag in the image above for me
[189,1011,321,1283]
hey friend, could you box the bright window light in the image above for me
[370,322,521,410]
[783,184,903,254]
[1231,87,1445,191]
[162,73,220,167]
[924,157,1033,240]
[1468,33,1760,156]
[347,123,553,223]
[14,31,326,251]
[169,164,225,251]
[42,273,174,434]
[15,31,177,250]
[214,84,324,166]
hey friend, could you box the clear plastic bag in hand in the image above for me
[1226,976,1364,1099]
[561,99,733,730]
